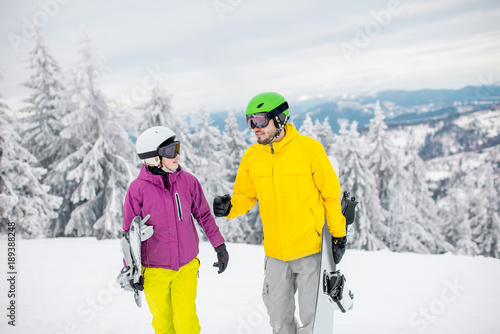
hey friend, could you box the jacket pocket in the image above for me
[249,167,274,201]
[283,164,312,201]
[310,203,325,237]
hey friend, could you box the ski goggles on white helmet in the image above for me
[158,141,180,159]
[246,113,271,129]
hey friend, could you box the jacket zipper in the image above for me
[175,193,183,221]
[270,143,275,154]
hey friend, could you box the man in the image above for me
[213,92,346,333]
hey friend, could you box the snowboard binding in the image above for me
[322,269,354,313]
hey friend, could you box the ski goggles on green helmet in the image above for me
[246,113,271,129]
[158,141,180,159]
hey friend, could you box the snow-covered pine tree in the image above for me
[385,150,450,254]
[365,107,451,254]
[299,114,316,139]
[315,117,334,154]
[437,146,500,258]
[137,85,173,131]
[190,109,232,199]
[385,152,417,252]
[404,142,453,253]
[138,86,198,173]
[191,109,254,243]
[367,100,396,211]
[46,30,135,239]
[223,111,247,182]
[471,162,500,258]
[440,186,479,256]
[332,121,389,250]
[0,74,62,237]
[222,111,262,243]
[20,26,67,168]
[191,108,229,169]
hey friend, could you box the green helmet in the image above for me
[246,92,289,116]
[245,92,289,129]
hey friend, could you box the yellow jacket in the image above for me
[227,123,346,261]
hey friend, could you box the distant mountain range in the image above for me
[387,102,500,205]
[201,84,500,134]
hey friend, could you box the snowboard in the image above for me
[312,157,357,333]
[312,221,337,332]
[117,214,154,308]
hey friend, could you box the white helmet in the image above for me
[136,126,176,167]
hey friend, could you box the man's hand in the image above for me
[332,236,347,264]
[213,243,229,274]
[213,194,232,217]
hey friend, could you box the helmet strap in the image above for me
[270,123,286,144]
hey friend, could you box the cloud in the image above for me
[1,0,499,115]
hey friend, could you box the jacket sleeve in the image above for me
[190,176,225,248]
[122,181,142,233]
[226,150,258,219]
[312,145,346,238]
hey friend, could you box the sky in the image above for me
[1,0,500,115]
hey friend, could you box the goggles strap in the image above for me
[138,151,158,160]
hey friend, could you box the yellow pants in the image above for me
[143,258,201,334]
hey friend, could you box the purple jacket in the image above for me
[123,164,225,271]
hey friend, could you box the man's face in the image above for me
[253,118,279,145]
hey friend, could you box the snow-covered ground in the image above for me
[1,237,500,334]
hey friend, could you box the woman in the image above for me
[123,126,228,333]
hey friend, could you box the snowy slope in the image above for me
[1,237,499,334]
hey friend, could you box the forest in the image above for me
[1,28,499,259]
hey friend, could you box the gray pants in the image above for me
[262,253,321,334]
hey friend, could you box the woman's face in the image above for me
[161,153,179,171]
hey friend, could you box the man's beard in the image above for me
[257,128,279,145]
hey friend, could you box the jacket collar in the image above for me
[259,123,299,154]
[138,164,183,188]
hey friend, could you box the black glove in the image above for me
[213,243,229,274]
[213,194,232,217]
[332,236,347,265]
[130,275,144,291]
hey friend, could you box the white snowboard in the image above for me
[312,221,337,333]
[312,156,356,333]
